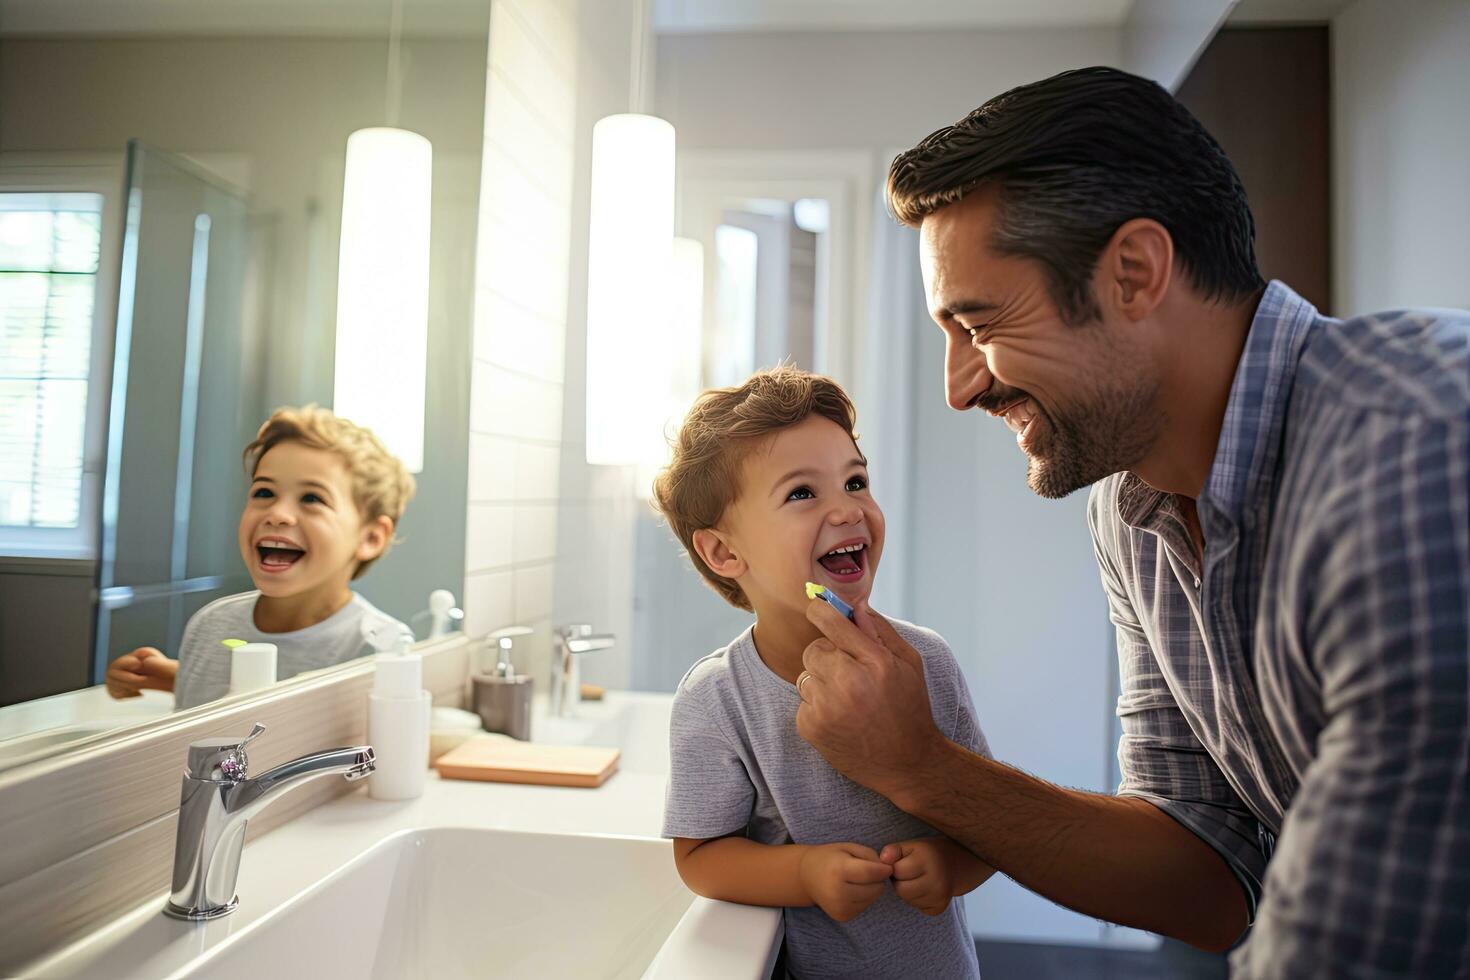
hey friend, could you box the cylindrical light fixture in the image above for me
[333,127,432,473]
[584,112,675,466]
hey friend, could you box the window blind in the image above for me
[0,192,103,531]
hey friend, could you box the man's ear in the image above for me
[1100,217,1173,320]
[357,515,394,563]
[692,528,745,580]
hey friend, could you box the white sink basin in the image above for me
[532,691,672,775]
[174,827,695,980]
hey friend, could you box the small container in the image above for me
[473,675,533,741]
[367,630,431,801]
[429,706,484,764]
[473,631,533,741]
[229,642,277,695]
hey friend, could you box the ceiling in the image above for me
[0,0,1354,39]
[0,0,1136,39]
[0,0,489,38]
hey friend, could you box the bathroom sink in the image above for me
[532,691,672,775]
[171,827,697,979]
[26,691,780,979]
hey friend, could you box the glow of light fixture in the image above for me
[667,237,706,413]
[333,127,431,473]
[635,236,705,496]
[584,112,676,467]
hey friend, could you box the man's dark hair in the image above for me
[888,66,1264,322]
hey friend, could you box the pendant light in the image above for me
[584,0,677,467]
[334,0,431,473]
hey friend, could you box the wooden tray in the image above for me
[433,735,620,788]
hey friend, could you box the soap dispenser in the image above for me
[473,626,534,740]
[366,622,430,800]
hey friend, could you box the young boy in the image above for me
[652,366,993,979]
[105,405,415,710]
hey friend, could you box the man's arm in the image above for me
[894,734,1246,950]
[1233,412,1470,976]
[797,600,1249,952]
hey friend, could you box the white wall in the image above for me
[464,0,648,690]
[548,0,648,691]
[462,0,577,669]
[657,27,1122,154]
[1332,0,1470,315]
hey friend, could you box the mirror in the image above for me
[0,0,489,766]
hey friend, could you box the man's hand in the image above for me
[796,599,944,800]
[105,647,177,699]
[797,842,894,922]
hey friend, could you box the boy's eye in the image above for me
[251,487,274,500]
[302,492,324,505]
[787,486,814,502]
[845,475,867,492]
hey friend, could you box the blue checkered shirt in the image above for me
[1088,281,1469,977]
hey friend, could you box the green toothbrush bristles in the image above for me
[805,581,826,600]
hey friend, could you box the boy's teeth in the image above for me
[823,543,863,557]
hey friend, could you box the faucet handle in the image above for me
[558,624,593,639]
[185,723,266,781]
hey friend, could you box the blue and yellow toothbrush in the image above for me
[805,581,855,620]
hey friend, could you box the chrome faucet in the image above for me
[163,723,375,920]
[551,624,615,717]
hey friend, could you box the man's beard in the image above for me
[979,379,1161,500]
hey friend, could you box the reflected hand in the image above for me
[105,647,177,699]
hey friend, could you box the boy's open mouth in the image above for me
[816,542,866,582]
[256,537,306,571]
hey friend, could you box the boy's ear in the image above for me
[692,528,744,580]
[357,515,394,563]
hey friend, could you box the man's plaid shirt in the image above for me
[1088,281,1468,977]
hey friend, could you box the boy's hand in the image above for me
[880,837,957,916]
[105,647,177,699]
[798,842,894,922]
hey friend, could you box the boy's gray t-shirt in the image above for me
[173,591,403,709]
[663,619,990,980]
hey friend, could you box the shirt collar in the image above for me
[1116,280,1320,531]
[1199,280,1320,526]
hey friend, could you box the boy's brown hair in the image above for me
[243,405,416,578]
[652,365,859,611]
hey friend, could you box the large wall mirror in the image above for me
[0,0,489,770]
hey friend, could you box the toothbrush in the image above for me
[805,582,855,620]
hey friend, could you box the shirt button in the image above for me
[1194,577,1201,588]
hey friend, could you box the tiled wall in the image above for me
[465,0,645,686]
[463,0,578,659]
[545,0,646,691]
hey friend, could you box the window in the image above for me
[0,191,105,553]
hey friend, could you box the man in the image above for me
[795,66,1468,976]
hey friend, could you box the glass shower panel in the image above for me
[93,141,263,683]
